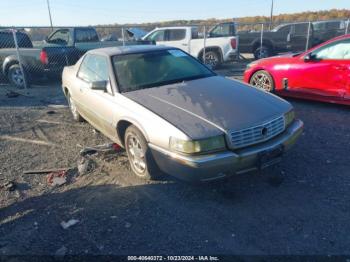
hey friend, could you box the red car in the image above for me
[244,34,350,106]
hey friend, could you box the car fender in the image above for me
[2,55,20,75]
[116,116,150,143]
[252,38,274,52]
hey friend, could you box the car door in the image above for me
[289,23,311,52]
[273,24,292,52]
[144,29,166,45]
[163,29,190,52]
[293,38,350,98]
[76,54,118,138]
[46,29,70,46]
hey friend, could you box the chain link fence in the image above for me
[236,18,349,59]
[0,18,349,88]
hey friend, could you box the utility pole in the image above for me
[46,0,54,30]
[269,0,274,30]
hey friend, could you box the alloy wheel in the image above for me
[11,68,24,87]
[127,134,146,175]
[205,52,219,67]
[250,72,273,92]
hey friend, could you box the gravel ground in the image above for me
[1,63,350,257]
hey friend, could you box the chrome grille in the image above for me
[230,116,285,149]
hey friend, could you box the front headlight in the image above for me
[169,136,226,154]
[284,110,295,127]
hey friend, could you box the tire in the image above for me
[249,70,275,92]
[7,64,29,89]
[202,50,221,69]
[67,92,84,122]
[125,125,161,180]
[254,45,272,60]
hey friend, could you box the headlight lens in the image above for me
[284,110,295,127]
[169,136,226,154]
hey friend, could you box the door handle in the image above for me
[182,43,188,46]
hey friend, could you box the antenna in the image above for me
[46,0,54,30]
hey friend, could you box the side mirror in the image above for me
[304,53,320,62]
[90,81,107,91]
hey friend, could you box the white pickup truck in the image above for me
[142,26,238,68]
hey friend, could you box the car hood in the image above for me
[123,76,292,139]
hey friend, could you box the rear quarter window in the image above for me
[0,32,32,48]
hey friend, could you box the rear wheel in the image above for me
[7,64,28,89]
[254,46,272,60]
[125,125,161,180]
[249,70,275,92]
[202,50,221,69]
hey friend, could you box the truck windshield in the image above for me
[112,49,215,92]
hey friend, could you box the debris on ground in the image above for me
[60,219,79,229]
[36,119,64,125]
[47,171,67,187]
[80,143,121,157]
[0,180,16,192]
[46,110,56,115]
[0,135,58,147]
[55,245,68,256]
[24,168,71,175]
[77,157,95,176]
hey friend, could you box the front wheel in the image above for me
[249,70,275,92]
[125,125,161,180]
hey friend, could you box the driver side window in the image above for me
[78,54,109,83]
[313,39,350,60]
[146,30,165,42]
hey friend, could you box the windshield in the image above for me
[112,49,215,92]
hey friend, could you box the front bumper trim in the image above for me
[149,119,303,182]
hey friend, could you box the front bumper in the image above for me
[149,119,303,182]
[224,50,239,62]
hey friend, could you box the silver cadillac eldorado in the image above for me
[62,45,303,182]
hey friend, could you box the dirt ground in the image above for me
[1,63,350,258]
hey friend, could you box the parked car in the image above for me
[62,45,303,182]
[0,29,79,87]
[244,34,350,106]
[142,26,238,68]
[238,20,347,59]
[0,27,153,87]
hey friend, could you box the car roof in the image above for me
[88,45,175,56]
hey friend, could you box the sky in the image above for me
[0,0,349,26]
